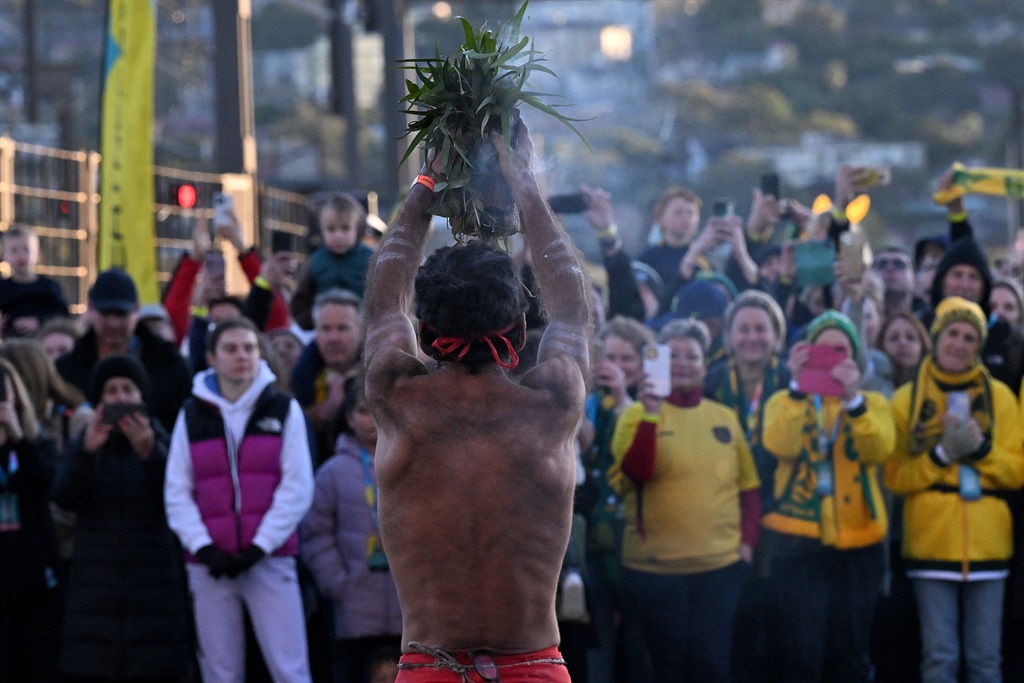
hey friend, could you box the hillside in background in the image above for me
[524,0,1024,254]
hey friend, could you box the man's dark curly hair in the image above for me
[415,241,529,371]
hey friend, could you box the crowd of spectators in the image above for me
[0,159,1022,683]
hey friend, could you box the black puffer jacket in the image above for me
[52,421,192,680]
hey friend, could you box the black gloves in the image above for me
[195,545,235,578]
[224,544,266,578]
[196,544,266,579]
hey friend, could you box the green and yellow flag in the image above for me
[99,0,157,302]
[933,162,1024,206]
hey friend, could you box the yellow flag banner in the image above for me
[933,162,1024,206]
[99,0,157,302]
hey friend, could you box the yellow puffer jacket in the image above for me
[761,389,895,549]
[884,379,1024,578]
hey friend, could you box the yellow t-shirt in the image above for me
[611,399,759,574]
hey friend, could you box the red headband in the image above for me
[429,323,520,369]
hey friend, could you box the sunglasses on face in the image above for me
[873,258,910,271]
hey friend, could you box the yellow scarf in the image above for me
[932,163,1024,204]
[907,355,993,454]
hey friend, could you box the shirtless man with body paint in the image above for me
[363,120,589,682]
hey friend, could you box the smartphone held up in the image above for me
[212,191,235,228]
[712,198,736,218]
[838,230,866,281]
[547,193,589,214]
[642,344,671,398]
[101,402,148,426]
[796,344,847,397]
[760,173,780,199]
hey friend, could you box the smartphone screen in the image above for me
[761,173,780,198]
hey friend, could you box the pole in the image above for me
[374,0,409,204]
[24,0,38,123]
[212,1,247,173]
[329,0,360,183]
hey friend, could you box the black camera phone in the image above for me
[761,173,780,199]
[102,402,148,425]
[547,193,589,214]
[712,198,735,217]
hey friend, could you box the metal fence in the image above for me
[0,138,98,313]
[0,135,311,312]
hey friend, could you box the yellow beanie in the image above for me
[930,296,987,344]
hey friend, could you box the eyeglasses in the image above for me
[873,258,910,271]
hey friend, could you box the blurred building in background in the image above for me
[1,0,1022,258]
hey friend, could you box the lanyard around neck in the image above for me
[812,395,843,458]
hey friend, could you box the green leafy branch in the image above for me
[398,1,587,242]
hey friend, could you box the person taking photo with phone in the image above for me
[757,310,896,683]
[883,297,1024,683]
[610,318,761,683]
[52,355,192,682]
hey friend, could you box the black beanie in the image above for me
[929,236,992,312]
[88,355,152,406]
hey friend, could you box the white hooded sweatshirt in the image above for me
[164,360,314,555]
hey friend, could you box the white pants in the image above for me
[187,556,311,683]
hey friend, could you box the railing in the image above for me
[0,138,98,313]
[0,136,311,311]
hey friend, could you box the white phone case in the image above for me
[213,192,234,227]
[946,391,971,421]
[643,344,671,397]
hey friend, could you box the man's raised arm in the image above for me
[495,122,591,375]
[362,179,434,373]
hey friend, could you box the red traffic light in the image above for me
[172,183,198,209]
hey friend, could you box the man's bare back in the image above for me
[363,122,590,658]
[373,357,583,652]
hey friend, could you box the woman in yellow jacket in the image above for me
[759,310,896,683]
[884,297,1024,683]
[611,318,761,683]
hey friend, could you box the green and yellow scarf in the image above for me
[906,355,994,455]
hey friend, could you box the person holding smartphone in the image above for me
[884,298,1024,683]
[161,208,292,348]
[52,355,192,682]
[610,318,761,683]
[673,198,760,295]
[758,310,896,682]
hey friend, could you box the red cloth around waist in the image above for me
[396,647,569,683]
